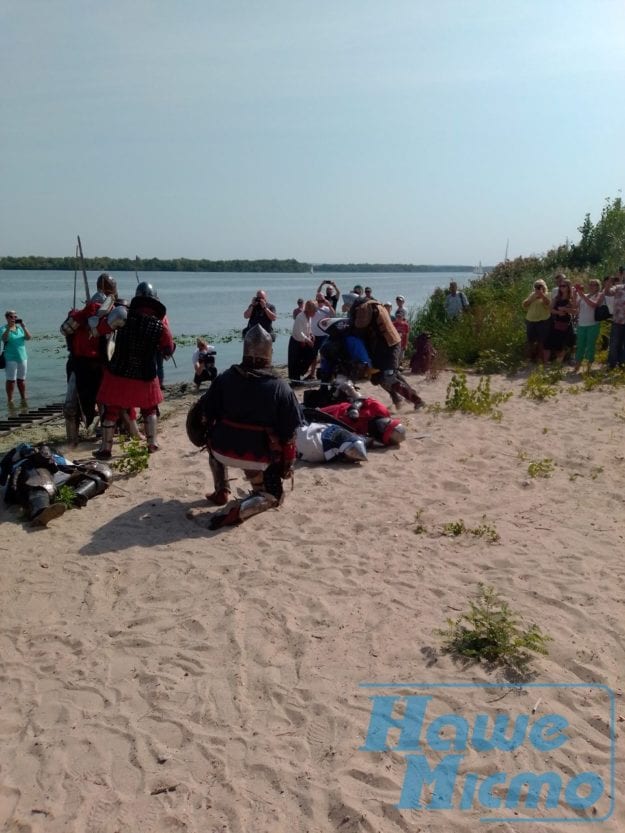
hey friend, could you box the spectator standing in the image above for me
[395,295,407,318]
[292,298,304,320]
[573,278,604,373]
[522,280,551,363]
[243,290,277,340]
[605,276,625,368]
[393,309,410,365]
[444,282,469,318]
[1,310,32,408]
[317,280,340,311]
[288,300,317,384]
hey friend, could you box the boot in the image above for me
[28,488,66,526]
[208,492,277,530]
[144,413,159,453]
[64,416,80,446]
[93,421,115,460]
[207,454,231,504]
[391,380,424,410]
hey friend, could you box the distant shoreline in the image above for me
[0,257,481,273]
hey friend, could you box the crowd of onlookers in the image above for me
[523,267,625,371]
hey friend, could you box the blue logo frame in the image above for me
[359,682,615,823]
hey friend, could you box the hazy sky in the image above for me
[1,1,624,263]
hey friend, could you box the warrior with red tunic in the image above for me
[92,282,174,459]
[60,272,117,445]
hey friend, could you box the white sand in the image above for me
[0,371,623,832]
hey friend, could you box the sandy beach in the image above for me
[0,370,623,832]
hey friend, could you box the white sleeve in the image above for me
[292,312,310,342]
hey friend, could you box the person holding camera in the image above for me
[522,280,551,364]
[1,310,32,408]
[243,290,277,340]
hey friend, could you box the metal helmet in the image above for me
[135,281,158,299]
[96,273,117,296]
[340,438,368,462]
[243,324,273,364]
[371,417,406,446]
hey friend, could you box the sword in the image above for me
[76,235,90,300]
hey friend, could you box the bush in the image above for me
[439,585,551,672]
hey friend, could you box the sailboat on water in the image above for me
[473,261,484,277]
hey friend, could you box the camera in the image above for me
[16,318,23,325]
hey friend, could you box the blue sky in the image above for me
[1,0,624,263]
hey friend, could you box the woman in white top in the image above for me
[573,278,604,373]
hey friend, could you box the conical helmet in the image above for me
[135,281,158,299]
[243,324,273,364]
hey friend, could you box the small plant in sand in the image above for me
[442,519,466,536]
[113,436,149,474]
[442,518,500,543]
[54,484,78,509]
[520,369,559,401]
[527,458,555,478]
[442,373,512,420]
[439,584,551,671]
[414,509,428,535]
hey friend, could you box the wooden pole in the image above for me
[76,235,90,300]
[73,244,78,308]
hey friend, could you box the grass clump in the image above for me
[527,458,555,478]
[440,373,512,420]
[439,584,551,671]
[520,369,560,401]
[113,436,150,474]
[54,484,78,509]
[442,518,500,543]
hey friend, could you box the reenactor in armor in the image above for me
[186,325,303,530]
[92,282,175,459]
[348,296,424,409]
[0,443,112,526]
[60,272,117,445]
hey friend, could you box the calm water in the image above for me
[0,270,461,411]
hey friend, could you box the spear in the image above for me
[76,235,90,300]
[73,244,78,308]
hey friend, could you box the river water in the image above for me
[0,269,461,412]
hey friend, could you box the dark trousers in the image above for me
[288,337,315,381]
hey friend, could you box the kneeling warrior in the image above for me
[92,282,175,459]
[187,325,303,530]
[1,443,112,526]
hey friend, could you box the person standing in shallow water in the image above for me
[1,310,32,408]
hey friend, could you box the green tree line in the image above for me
[0,255,478,273]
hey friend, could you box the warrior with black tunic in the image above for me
[187,325,303,530]
[60,272,117,445]
[92,282,175,459]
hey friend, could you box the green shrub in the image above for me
[113,436,150,474]
[520,369,559,401]
[439,585,551,671]
[54,484,78,509]
[439,373,512,420]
